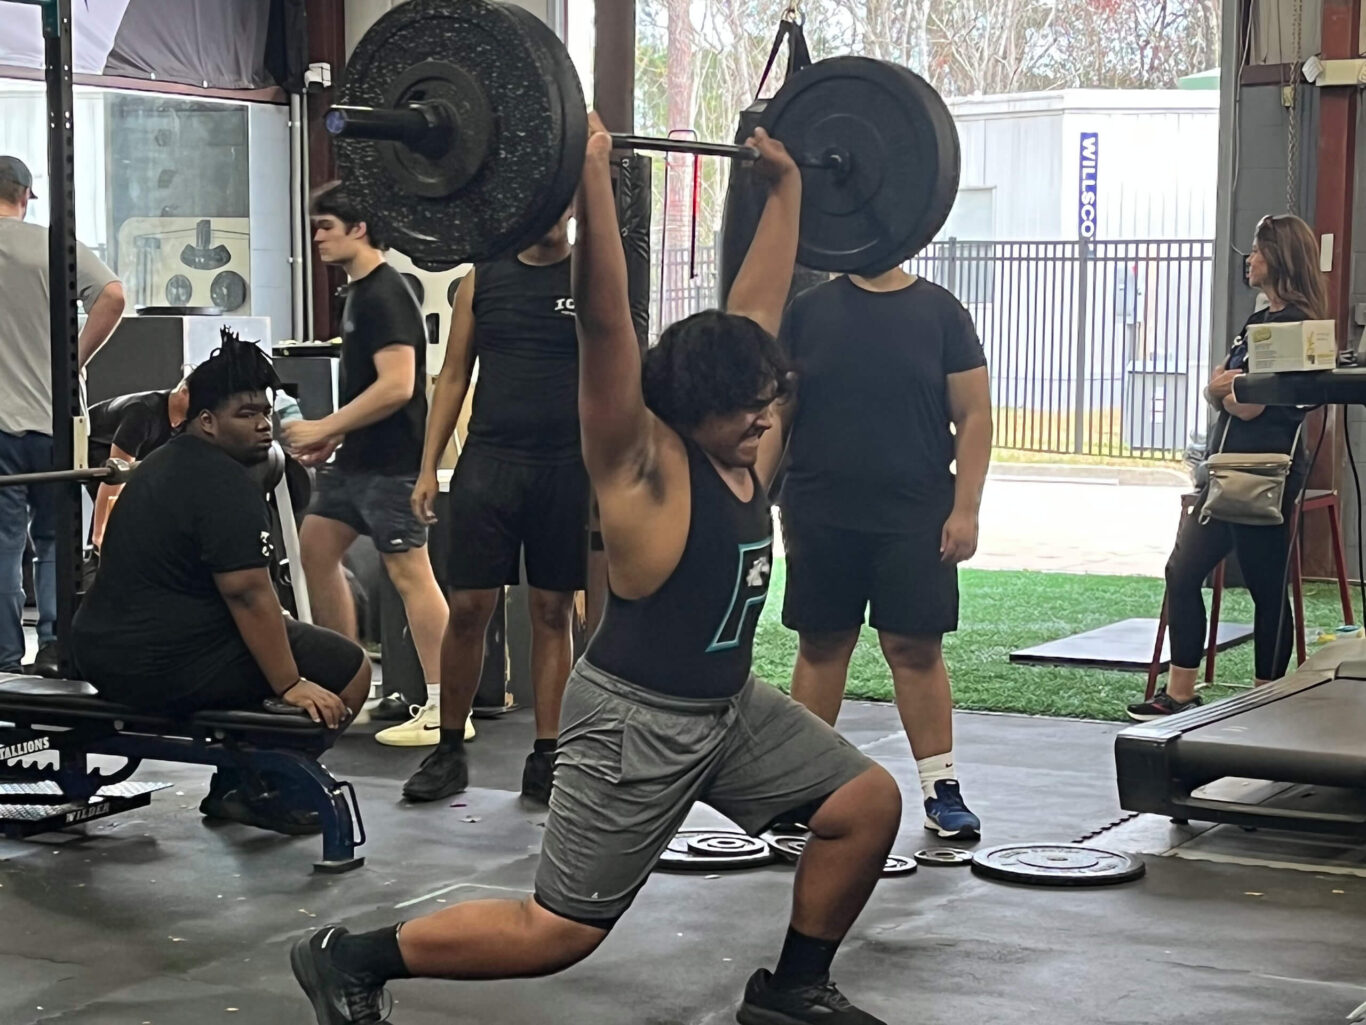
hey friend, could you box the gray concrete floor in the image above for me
[2,702,1365,1025]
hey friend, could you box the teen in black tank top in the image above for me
[586,438,774,698]
[468,256,579,464]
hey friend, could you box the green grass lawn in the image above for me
[752,560,1360,722]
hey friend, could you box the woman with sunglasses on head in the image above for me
[1128,213,1330,720]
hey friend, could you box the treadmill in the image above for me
[1115,368,1366,837]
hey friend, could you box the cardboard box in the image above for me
[1247,320,1337,373]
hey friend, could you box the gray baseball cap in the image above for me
[0,156,37,198]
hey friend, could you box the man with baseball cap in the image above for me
[0,154,126,675]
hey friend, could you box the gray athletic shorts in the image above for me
[534,660,875,927]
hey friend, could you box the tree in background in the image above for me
[634,0,1222,245]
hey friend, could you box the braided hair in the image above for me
[185,327,281,419]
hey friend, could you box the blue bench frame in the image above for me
[0,675,366,872]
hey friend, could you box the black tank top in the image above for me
[586,439,775,698]
[468,255,579,463]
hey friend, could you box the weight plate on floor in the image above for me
[766,834,808,863]
[687,833,769,857]
[656,830,775,873]
[761,56,959,274]
[971,844,1145,887]
[883,855,918,877]
[334,0,573,266]
[914,847,974,867]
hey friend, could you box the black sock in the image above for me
[439,729,466,752]
[773,927,840,986]
[533,738,557,755]
[332,925,413,983]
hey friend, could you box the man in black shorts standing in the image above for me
[779,264,992,840]
[288,115,901,1025]
[285,185,453,748]
[71,332,370,834]
[404,206,583,805]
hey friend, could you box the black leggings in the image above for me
[1165,501,1296,682]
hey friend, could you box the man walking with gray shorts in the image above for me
[287,116,902,1025]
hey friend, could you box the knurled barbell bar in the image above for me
[0,458,135,489]
[325,108,849,176]
[325,0,960,274]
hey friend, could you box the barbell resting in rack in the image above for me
[0,458,134,489]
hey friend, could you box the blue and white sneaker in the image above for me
[924,780,981,840]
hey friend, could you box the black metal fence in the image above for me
[651,238,1216,461]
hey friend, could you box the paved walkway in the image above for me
[975,478,1187,576]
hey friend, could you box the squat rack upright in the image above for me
[15,0,81,672]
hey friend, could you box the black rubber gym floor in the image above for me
[2,703,1364,1024]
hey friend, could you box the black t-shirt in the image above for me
[1209,304,1311,481]
[467,255,580,464]
[779,275,987,531]
[87,390,173,468]
[336,262,427,474]
[71,434,274,684]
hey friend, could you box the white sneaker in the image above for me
[374,703,476,747]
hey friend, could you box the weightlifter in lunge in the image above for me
[403,205,583,805]
[289,116,901,1025]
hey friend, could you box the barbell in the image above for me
[325,0,960,274]
[0,443,289,493]
[0,458,134,489]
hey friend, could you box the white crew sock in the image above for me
[916,750,956,801]
[426,684,441,709]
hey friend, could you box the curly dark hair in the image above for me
[186,327,281,419]
[642,310,793,431]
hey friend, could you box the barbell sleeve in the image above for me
[0,458,133,489]
[324,105,436,146]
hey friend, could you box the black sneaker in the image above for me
[1126,691,1203,721]
[371,692,411,722]
[290,926,391,1025]
[520,749,555,805]
[24,641,61,678]
[402,745,468,802]
[737,969,886,1025]
[199,788,321,836]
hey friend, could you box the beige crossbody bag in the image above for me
[1198,420,1303,526]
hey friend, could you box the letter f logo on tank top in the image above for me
[707,538,774,652]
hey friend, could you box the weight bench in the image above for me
[0,673,365,873]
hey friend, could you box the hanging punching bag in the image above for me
[614,153,654,351]
[717,19,828,310]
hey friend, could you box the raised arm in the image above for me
[725,129,801,338]
[413,270,478,523]
[575,113,653,482]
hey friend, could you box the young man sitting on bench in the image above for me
[70,332,371,835]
